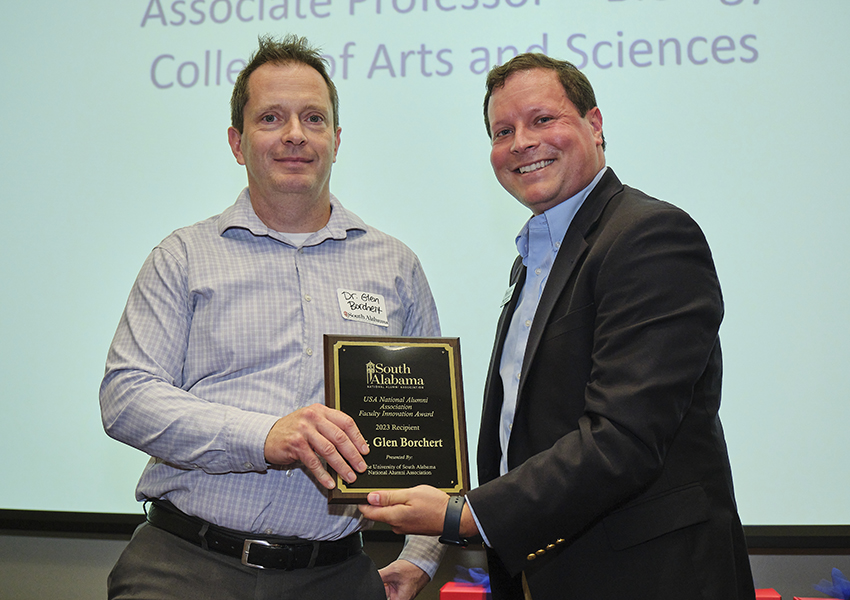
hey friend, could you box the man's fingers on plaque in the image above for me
[326,407,370,456]
[315,420,366,476]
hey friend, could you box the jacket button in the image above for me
[527,554,537,561]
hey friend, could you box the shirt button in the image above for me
[534,268,541,275]
[525,319,531,327]
[243,462,253,470]
[306,348,313,356]
[264,529,273,535]
[287,470,294,478]
[305,295,312,302]
[516,373,521,380]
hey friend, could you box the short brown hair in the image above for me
[230,34,339,133]
[483,53,605,150]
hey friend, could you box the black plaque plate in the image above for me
[323,335,469,504]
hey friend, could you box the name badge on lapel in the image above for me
[500,283,516,308]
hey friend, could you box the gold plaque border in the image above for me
[323,335,469,504]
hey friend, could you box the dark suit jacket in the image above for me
[467,169,754,600]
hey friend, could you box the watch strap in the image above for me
[439,495,469,547]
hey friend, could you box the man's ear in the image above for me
[587,107,604,145]
[227,126,246,166]
[332,126,341,163]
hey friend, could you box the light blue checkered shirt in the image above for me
[100,188,443,573]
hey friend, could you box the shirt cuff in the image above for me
[225,410,281,473]
[398,535,446,580]
[464,497,492,547]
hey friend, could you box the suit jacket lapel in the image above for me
[518,169,624,399]
[478,256,526,481]
[479,169,625,479]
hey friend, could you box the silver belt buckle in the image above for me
[242,539,272,569]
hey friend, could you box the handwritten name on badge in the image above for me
[336,289,389,328]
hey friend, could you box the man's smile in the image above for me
[274,156,313,166]
[276,155,311,161]
[517,159,554,174]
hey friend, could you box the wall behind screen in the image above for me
[1,0,847,526]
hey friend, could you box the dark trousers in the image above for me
[108,523,386,600]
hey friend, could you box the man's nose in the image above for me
[282,117,306,145]
[511,125,537,153]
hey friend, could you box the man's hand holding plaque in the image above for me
[358,485,480,543]
[263,403,370,490]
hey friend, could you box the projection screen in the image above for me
[1,0,848,528]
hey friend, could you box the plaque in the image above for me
[323,335,469,504]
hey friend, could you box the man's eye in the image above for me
[495,129,512,138]
[307,115,323,123]
[262,115,276,123]
[538,116,552,124]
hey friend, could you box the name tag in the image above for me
[336,289,389,328]
[500,283,516,308]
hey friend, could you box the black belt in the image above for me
[146,500,363,570]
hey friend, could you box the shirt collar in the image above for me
[218,188,367,246]
[515,166,608,260]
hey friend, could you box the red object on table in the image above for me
[440,581,491,599]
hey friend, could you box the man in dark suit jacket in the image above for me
[361,53,755,600]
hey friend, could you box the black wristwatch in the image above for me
[439,495,469,547]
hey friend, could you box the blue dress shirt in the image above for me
[497,167,607,476]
